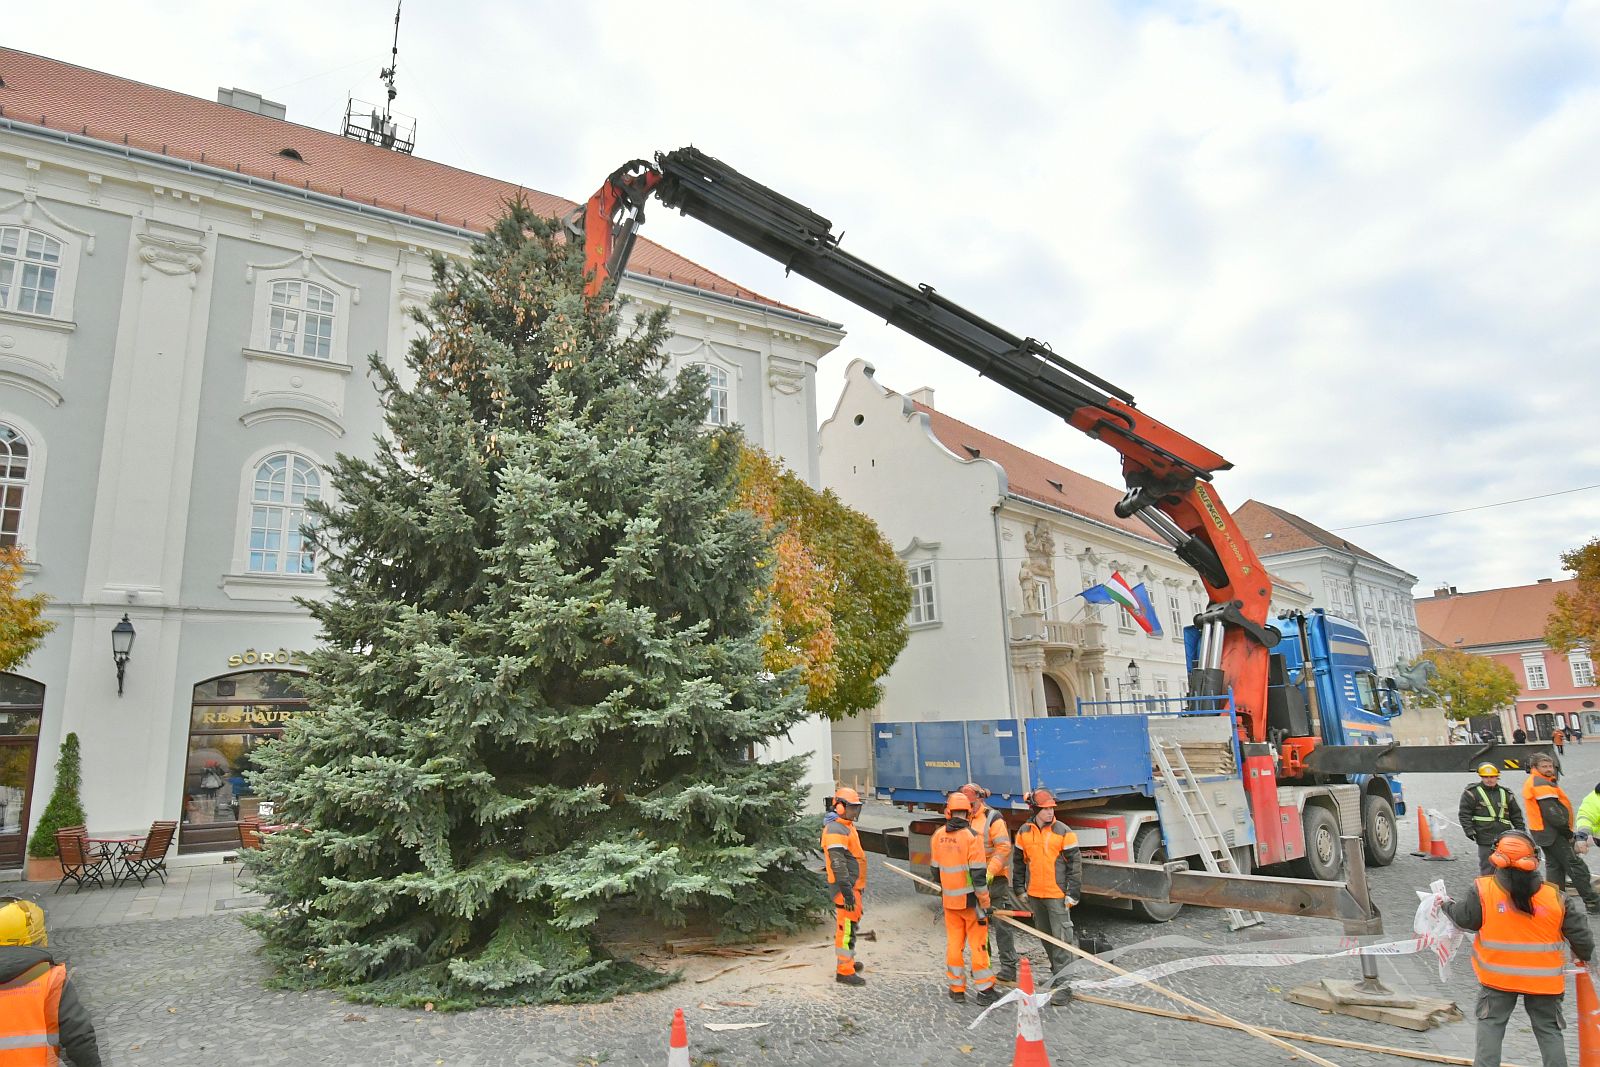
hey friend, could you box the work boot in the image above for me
[995,969,1017,985]
[1048,984,1075,1008]
[948,990,965,1003]
[972,987,999,1008]
[835,972,866,987]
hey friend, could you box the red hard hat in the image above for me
[1030,788,1057,808]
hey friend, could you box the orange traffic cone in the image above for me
[1576,966,1600,1067]
[667,1008,690,1067]
[1411,809,1434,858]
[1013,957,1051,1067]
[1424,810,1454,861]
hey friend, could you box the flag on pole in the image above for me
[1078,571,1163,636]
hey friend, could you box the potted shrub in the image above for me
[26,732,86,882]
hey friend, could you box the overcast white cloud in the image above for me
[9,1,1599,596]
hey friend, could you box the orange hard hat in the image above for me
[959,783,989,804]
[1029,788,1057,809]
[946,791,973,814]
[833,786,861,806]
[1489,830,1539,872]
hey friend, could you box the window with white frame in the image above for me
[0,424,28,549]
[1155,678,1170,705]
[267,280,336,360]
[1080,572,1102,620]
[1117,592,1136,633]
[1573,654,1596,689]
[1035,578,1053,618]
[0,227,62,316]
[697,363,730,426]
[908,561,938,626]
[248,453,321,574]
[1168,595,1184,641]
[1524,654,1549,691]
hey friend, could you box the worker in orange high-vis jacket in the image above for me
[1445,830,1594,1067]
[823,786,868,986]
[1013,788,1082,994]
[961,782,1018,983]
[0,945,102,1066]
[929,791,998,1006]
[1524,754,1600,913]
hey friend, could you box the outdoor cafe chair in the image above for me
[235,817,263,881]
[53,829,110,894]
[120,821,177,887]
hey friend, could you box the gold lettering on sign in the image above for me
[226,647,304,669]
[923,760,962,769]
[1194,486,1249,572]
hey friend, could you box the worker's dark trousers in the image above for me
[1544,836,1600,908]
[989,881,1018,978]
[1472,987,1566,1067]
[1025,895,1074,985]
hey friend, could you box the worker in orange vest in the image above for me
[0,945,102,1065]
[1524,754,1600,913]
[823,786,867,986]
[961,782,1018,983]
[929,791,997,1005]
[1012,788,1082,995]
[1445,830,1594,1067]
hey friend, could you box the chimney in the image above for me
[906,386,936,410]
[1432,585,1453,598]
[217,87,287,121]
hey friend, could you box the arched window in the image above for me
[0,424,29,549]
[267,280,336,359]
[698,363,730,426]
[0,228,62,316]
[248,454,321,574]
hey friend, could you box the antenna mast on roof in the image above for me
[341,0,416,155]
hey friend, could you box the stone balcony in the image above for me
[1009,611,1108,659]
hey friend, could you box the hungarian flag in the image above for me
[1078,571,1163,636]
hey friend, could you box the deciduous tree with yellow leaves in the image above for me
[1419,648,1520,722]
[735,447,911,722]
[0,546,53,672]
[1546,538,1600,657]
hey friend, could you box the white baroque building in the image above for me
[818,361,1311,787]
[0,48,844,867]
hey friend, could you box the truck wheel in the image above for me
[1362,794,1398,868]
[1130,825,1183,923]
[1290,805,1343,881]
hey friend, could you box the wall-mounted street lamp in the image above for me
[111,614,136,696]
[1126,659,1141,692]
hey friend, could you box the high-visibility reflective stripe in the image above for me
[837,950,856,959]
[943,887,970,897]
[971,967,995,980]
[826,843,850,850]
[1478,939,1565,953]
[946,968,963,979]
[936,864,970,873]
[0,1034,59,1050]
[1472,956,1566,978]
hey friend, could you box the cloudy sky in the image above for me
[11,2,1600,594]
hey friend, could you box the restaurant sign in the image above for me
[226,647,306,669]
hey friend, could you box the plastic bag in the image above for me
[1414,878,1467,981]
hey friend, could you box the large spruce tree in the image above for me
[245,203,823,1008]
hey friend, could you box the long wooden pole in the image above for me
[883,861,1346,1067]
[1073,992,1514,1067]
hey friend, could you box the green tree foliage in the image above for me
[0,547,53,673]
[245,203,824,1009]
[1546,538,1600,655]
[27,732,85,859]
[735,447,911,722]
[1419,649,1521,722]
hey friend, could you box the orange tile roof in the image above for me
[0,47,800,313]
[1234,499,1395,567]
[910,401,1161,545]
[1415,580,1574,649]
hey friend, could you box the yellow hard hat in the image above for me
[0,898,45,947]
[1478,763,1500,777]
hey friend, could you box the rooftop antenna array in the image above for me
[341,0,417,154]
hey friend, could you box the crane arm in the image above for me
[572,147,1279,742]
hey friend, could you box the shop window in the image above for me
[0,424,28,549]
[248,453,322,574]
[181,670,307,854]
[0,674,42,865]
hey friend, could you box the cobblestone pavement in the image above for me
[45,742,1600,1066]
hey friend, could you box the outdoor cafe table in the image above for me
[85,833,144,887]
